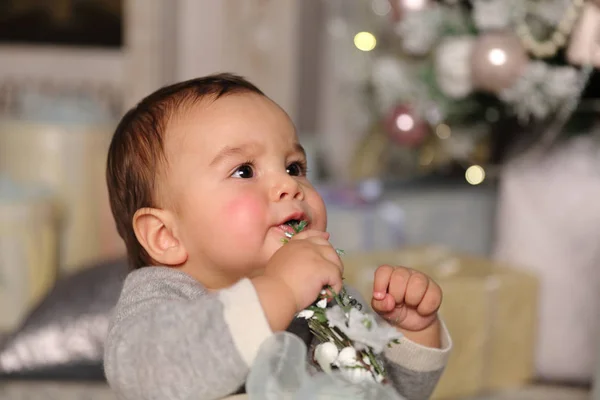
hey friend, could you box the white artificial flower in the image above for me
[314,342,339,374]
[335,347,359,367]
[325,306,403,353]
[472,0,512,30]
[297,310,315,319]
[434,36,475,99]
[317,298,328,309]
[340,366,375,384]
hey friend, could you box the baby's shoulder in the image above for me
[122,266,206,301]
[109,267,207,330]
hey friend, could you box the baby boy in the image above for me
[103,73,452,399]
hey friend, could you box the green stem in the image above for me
[326,285,349,311]
[309,321,342,347]
[366,350,385,377]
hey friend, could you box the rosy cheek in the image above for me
[307,191,327,231]
[222,195,265,233]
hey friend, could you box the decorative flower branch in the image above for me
[282,221,402,384]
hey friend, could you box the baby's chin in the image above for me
[247,241,285,274]
[237,230,307,279]
[246,266,266,280]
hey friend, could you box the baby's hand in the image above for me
[265,230,343,311]
[371,265,441,332]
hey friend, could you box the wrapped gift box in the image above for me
[0,120,125,275]
[342,245,539,399]
[0,177,59,332]
[317,178,497,256]
[316,181,407,252]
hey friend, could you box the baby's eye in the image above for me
[286,161,306,177]
[231,164,254,179]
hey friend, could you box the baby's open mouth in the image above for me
[286,219,303,228]
[280,219,308,238]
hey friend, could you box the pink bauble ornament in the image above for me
[383,105,428,147]
[471,32,529,93]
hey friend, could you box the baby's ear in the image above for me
[133,207,187,266]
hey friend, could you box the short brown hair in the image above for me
[106,73,265,269]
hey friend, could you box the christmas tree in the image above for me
[324,0,599,184]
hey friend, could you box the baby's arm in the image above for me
[383,320,452,400]
[104,268,272,400]
[104,231,342,400]
[345,285,452,400]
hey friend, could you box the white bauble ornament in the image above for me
[434,36,475,99]
[314,342,338,374]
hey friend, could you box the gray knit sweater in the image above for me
[104,267,452,400]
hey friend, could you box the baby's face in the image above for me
[161,93,327,286]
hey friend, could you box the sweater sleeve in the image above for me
[103,268,272,400]
[384,319,452,400]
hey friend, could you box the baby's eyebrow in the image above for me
[209,144,257,166]
[210,142,306,166]
[293,143,307,158]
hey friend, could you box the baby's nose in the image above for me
[270,175,304,201]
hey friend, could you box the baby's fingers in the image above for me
[372,265,394,300]
[318,245,344,271]
[292,229,330,241]
[322,262,344,295]
[371,293,395,314]
[417,280,442,316]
